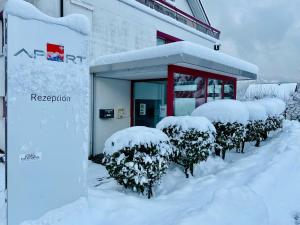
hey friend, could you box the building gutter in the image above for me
[60,0,64,17]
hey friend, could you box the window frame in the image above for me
[167,65,237,116]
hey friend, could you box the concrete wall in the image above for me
[92,77,131,155]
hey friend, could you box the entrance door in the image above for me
[133,81,167,127]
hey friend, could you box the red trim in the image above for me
[167,65,174,116]
[233,79,237,99]
[157,31,182,43]
[169,65,236,82]
[205,77,208,103]
[130,81,134,126]
[155,0,220,33]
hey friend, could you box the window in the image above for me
[207,79,222,102]
[173,73,206,116]
[223,81,235,99]
[156,31,182,45]
[168,65,237,116]
[157,37,167,46]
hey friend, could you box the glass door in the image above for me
[133,81,167,127]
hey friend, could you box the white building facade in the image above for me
[0,0,258,156]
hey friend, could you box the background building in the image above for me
[0,0,258,156]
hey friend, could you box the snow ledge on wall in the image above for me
[4,0,90,35]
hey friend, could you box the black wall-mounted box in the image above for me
[99,109,114,119]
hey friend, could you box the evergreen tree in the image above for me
[286,83,300,122]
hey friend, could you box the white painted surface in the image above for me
[6,9,89,225]
[0,56,4,97]
[93,77,131,155]
[34,0,60,17]
[0,118,4,151]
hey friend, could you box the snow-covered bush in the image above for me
[156,116,215,178]
[286,84,300,122]
[257,98,286,137]
[243,101,268,147]
[0,149,4,164]
[192,100,249,159]
[104,126,172,198]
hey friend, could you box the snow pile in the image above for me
[256,98,286,116]
[244,83,297,101]
[243,101,268,121]
[191,99,250,125]
[5,0,90,35]
[156,116,215,133]
[104,126,170,155]
[0,164,5,225]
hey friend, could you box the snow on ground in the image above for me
[1,121,300,225]
[0,163,5,225]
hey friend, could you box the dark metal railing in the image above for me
[136,0,220,39]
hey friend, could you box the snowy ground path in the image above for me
[1,121,300,225]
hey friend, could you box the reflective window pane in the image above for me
[207,79,222,102]
[174,73,206,116]
[224,81,235,99]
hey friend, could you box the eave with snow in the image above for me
[91,41,257,81]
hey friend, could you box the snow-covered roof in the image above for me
[4,0,90,35]
[91,41,258,80]
[244,83,297,101]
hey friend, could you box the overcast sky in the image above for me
[202,0,300,83]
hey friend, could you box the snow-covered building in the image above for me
[0,0,258,156]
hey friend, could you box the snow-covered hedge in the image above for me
[157,116,216,178]
[192,100,249,159]
[243,101,268,147]
[104,126,172,198]
[256,98,286,136]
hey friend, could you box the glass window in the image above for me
[157,37,166,46]
[223,81,235,99]
[207,79,222,102]
[174,73,206,116]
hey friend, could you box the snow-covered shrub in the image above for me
[91,152,110,166]
[286,84,300,122]
[243,101,268,147]
[257,98,286,137]
[0,149,4,164]
[192,100,249,159]
[104,126,172,198]
[156,116,215,178]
